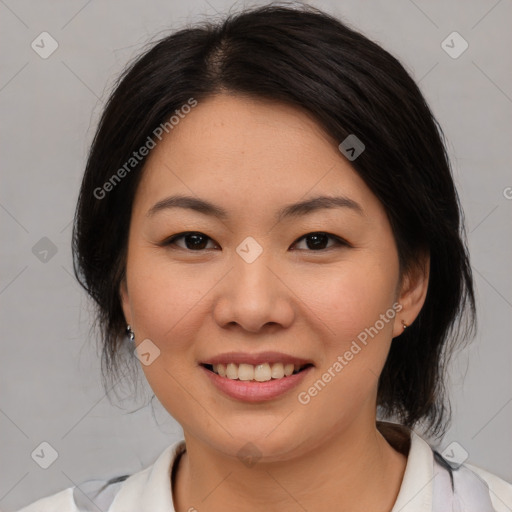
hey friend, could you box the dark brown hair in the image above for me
[72,2,476,437]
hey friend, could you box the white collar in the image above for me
[108,425,439,511]
[391,427,435,511]
[109,440,184,510]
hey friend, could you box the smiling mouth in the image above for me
[201,362,314,382]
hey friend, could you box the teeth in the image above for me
[238,363,254,381]
[271,362,284,379]
[210,362,305,381]
[217,363,227,377]
[255,363,272,382]
[284,363,294,377]
[226,363,238,380]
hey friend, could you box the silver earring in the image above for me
[126,324,135,342]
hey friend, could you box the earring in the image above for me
[401,320,408,330]
[126,324,135,342]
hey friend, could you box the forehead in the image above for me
[133,94,378,221]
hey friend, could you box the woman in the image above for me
[17,3,512,511]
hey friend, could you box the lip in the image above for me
[200,351,314,367]
[200,364,314,402]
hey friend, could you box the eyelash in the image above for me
[161,231,350,252]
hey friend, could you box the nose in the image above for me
[212,246,295,334]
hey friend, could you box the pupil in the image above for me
[187,233,207,250]
[307,233,328,250]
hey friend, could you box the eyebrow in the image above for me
[146,194,364,221]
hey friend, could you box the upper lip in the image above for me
[200,351,314,367]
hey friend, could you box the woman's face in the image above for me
[120,93,425,461]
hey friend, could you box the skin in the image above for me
[120,93,430,512]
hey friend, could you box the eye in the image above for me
[162,232,218,251]
[291,232,349,251]
[161,231,349,252]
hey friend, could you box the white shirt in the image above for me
[16,423,512,511]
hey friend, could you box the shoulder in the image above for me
[15,439,185,512]
[380,422,512,512]
[15,487,77,512]
[431,446,512,511]
[464,462,512,512]
[14,476,129,512]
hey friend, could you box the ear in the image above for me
[119,276,132,326]
[392,251,430,338]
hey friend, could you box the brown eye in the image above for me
[163,232,218,251]
[162,231,348,252]
[292,232,348,251]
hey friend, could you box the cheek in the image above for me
[125,260,211,421]
[291,258,399,347]
[289,259,399,418]
[290,267,398,434]
[129,268,205,342]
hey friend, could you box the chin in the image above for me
[203,425,312,464]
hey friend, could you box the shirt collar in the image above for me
[110,424,435,512]
[110,440,185,511]
[389,424,435,512]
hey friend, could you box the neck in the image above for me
[172,420,408,512]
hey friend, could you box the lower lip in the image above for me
[201,365,313,402]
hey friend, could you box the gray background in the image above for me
[1,0,511,509]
